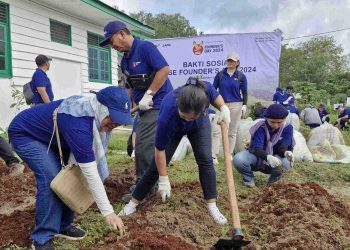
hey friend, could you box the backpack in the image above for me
[217,70,244,89]
[23,81,34,105]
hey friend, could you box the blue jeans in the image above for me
[12,140,74,245]
[233,150,291,183]
[133,118,217,201]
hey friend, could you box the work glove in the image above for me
[241,105,247,116]
[266,155,282,168]
[218,105,231,126]
[158,175,171,202]
[284,151,294,167]
[131,150,135,162]
[139,92,153,110]
[282,96,293,105]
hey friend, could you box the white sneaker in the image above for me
[207,203,228,225]
[118,201,137,216]
[8,163,25,176]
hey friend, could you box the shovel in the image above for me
[214,122,251,250]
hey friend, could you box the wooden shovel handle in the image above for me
[220,122,242,231]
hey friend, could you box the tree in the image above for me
[280,36,347,87]
[130,11,198,38]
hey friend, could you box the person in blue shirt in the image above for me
[233,104,294,187]
[336,104,350,130]
[31,54,54,105]
[100,20,173,202]
[318,104,330,123]
[273,87,288,105]
[213,52,248,156]
[118,77,231,225]
[8,87,132,250]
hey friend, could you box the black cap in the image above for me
[35,54,52,66]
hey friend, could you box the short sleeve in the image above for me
[142,42,169,71]
[63,118,95,163]
[33,71,47,88]
[205,82,220,103]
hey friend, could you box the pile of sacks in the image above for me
[235,117,350,164]
[307,123,350,163]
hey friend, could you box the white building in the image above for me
[0,0,154,128]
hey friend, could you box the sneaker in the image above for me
[267,175,282,185]
[212,157,219,165]
[31,240,54,250]
[122,193,133,203]
[55,225,86,241]
[8,163,25,176]
[243,180,256,188]
[118,201,137,216]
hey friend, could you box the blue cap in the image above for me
[99,20,127,47]
[96,86,133,125]
[264,104,289,119]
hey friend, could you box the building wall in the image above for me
[0,0,121,128]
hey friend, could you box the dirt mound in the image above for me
[245,182,350,249]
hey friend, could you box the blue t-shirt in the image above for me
[249,121,293,154]
[121,38,173,110]
[8,100,95,163]
[213,68,247,103]
[319,109,329,120]
[155,82,219,150]
[287,105,299,115]
[31,68,54,103]
[339,108,350,118]
[273,88,288,105]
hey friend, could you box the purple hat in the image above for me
[264,104,289,119]
[99,20,127,47]
[96,86,132,125]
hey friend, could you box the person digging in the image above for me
[119,77,230,225]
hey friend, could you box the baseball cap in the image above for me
[99,20,127,47]
[96,86,133,125]
[35,54,52,66]
[227,52,240,62]
[336,104,344,110]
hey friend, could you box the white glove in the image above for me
[218,105,231,126]
[266,155,282,168]
[158,175,171,202]
[131,150,135,161]
[283,96,293,105]
[139,92,153,110]
[284,151,294,167]
[241,105,247,116]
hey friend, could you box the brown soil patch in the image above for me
[244,182,350,249]
[0,163,36,247]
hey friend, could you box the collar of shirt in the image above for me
[223,67,238,78]
[125,38,139,59]
[36,68,47,75]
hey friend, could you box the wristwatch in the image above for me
[146,89,154,96]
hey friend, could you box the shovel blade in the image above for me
[214,238,251,250]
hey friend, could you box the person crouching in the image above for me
[233,104,294,187]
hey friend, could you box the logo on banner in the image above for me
[192,41,204,55]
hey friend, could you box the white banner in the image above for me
[151,30,282,100]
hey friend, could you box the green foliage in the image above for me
[10,86,26,112]
[130,11,198,38]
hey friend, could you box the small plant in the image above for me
[10,86,26,113]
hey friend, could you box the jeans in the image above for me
[233,149,291,183]
[0,136,19,166]
[12,140,74,245]
[133,118,217,201]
